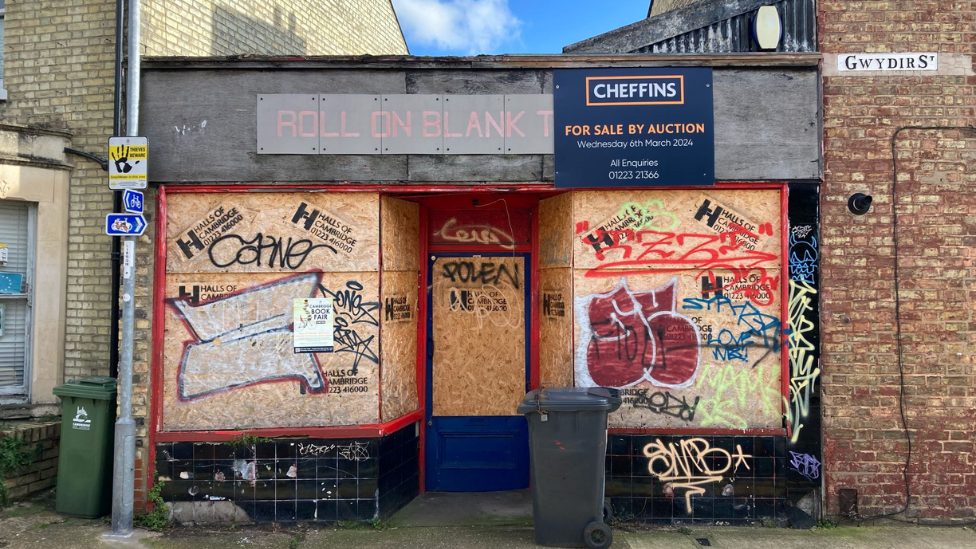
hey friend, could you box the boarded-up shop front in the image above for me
[140,55,823,525]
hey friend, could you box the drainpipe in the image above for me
[109,0,125,379]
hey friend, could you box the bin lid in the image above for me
[517,387,622,414]
[53,376,118,400]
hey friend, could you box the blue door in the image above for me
[425,254,530,491]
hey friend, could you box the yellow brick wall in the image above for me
[0,0,119,384]
[0,0,405,509]
[141,0,408,56]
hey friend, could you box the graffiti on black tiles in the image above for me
[624,388,699,422]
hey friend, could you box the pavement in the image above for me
[1,490,975,549]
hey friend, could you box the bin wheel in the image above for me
[583,521,613,549]
[603,500,613,523]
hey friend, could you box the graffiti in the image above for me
[643,437,752,514]
[619,199,679,232]
[575,278,701,389]
[786,279,820,443]
[789,451,821,481]
[320,281,379,376]
[580,226,777,304]
[170,273,328,400]
[539,229,570,266]
[441,260,521,289]
[434,217,515,248]
[298,443,336,457]
[789,226,818,283]
[791,225,813,240]
[208,233,336,270]
[338,442,370,461]
[625,389,700,422]
[447,284,523,328]
[694,363,780,429]
[681,295,781,366]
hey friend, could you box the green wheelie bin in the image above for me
[52,376,117,518]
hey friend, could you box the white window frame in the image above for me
[0,203,36,401]
[0,1,7,101]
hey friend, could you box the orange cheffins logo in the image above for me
[585,75,685,106]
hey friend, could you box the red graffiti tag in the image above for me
[582,279,701,389]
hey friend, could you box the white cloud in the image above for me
[393,0,522,55]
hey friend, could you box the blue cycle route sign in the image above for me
[105,213,147,236]
[122,189,144,214]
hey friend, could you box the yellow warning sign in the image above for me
[108,136,148,190]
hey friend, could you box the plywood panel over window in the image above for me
[161,192,381,431]
[571,189,784,430]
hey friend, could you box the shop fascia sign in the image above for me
[257,94,554,155]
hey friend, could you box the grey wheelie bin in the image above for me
[518,387,622,549]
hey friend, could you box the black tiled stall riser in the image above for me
[605,435,804,525]
[155,428,419,524]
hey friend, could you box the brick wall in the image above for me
[0,422,61,502]
[820,2,976,521]
[0,0,120,383]
[141,0,408,56]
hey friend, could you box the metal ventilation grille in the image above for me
[635,0,817,54]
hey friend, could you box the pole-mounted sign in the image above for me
[108,136,148,190]
[122,189,144,214]
[105,213,147,236]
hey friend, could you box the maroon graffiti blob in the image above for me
[583,279,701,389]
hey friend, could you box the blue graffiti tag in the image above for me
[789,226,818,283]
[682,295,782,365]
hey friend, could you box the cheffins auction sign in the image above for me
[553,68,714,188]
[293,297,334,353]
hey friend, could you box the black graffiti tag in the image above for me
[441,260,521,289]
[631,390,700,422]
[209,233,336,270]
[320,281,379,375]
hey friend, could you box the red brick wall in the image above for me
[0,423,61,503]
[820,1,976,520]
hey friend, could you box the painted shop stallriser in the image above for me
[139,55,823,525]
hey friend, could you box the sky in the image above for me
[390,0,650,56]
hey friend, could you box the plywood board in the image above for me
[572,189,782,275]
[538,193,573,269]
[165,192,379,274]
[161,271,380,430]
[380,197,420,272]
[572,270,783,430]
[380,270,419,422]
[431,256,526,417]
[539,268,574,388]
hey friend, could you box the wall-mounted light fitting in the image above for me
[752,6,783,50]
[848,193,873,215]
